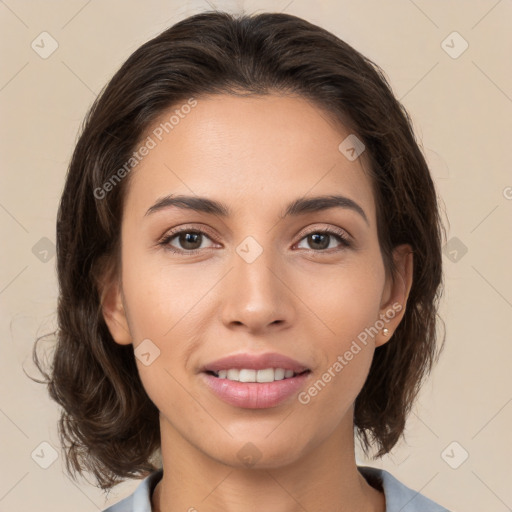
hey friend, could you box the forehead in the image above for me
[123,93,376,223]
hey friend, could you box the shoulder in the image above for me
[101,468,163,512]
[358,465,451,512]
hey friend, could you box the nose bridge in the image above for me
[222,233,292,329]
[234,237,280,303]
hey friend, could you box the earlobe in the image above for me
[376,244,414,347]
[99,275,133,346]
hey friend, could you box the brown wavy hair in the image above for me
[31,10,446,491]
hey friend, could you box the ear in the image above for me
[98,270,133,346]
[376,243,414,347]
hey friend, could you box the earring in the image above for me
[383,328,390,336]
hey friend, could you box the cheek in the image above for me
[121,248,212,341]
[292,256,384,406]
[120,248,223,415]
[293,252,385,343]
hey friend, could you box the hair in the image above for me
[31,9,446,491]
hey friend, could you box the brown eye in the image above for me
[307,233,330,250]
[296,229,351,252]
[159,229,216,254]
[175,232,204,250]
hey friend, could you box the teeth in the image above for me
[213,367,302,382]
[226,369,238,380]
[274,368,285,380]
[240,369,256,382]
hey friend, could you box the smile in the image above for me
[201,369,312,409]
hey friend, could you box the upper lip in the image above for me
[201,352,310,373]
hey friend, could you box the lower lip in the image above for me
[200,372,311,409]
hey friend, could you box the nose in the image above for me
[220,246,295,334]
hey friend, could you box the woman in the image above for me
[33,10,449,512]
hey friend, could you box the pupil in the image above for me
[181,232,201,249]
[310,233,328,250]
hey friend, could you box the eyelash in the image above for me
[158,225,352,255]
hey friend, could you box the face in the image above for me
[102,93,412,468]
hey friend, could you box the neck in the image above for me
[152,415,385,512]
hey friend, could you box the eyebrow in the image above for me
[144,194,369,225]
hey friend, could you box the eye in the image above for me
[158,225,352,255]
[295,228,351,252]
[159,227,216,254]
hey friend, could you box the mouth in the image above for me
[200,369,312,409]
[199,352,312,409]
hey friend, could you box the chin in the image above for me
[202,434,307,471]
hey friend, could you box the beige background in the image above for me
[1,0,511,511]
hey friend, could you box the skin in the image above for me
[101,93,413,512]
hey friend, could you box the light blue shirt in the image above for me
[101,465,450,511]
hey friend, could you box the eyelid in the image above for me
[160,223,218,241]
[296,224,351,241]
